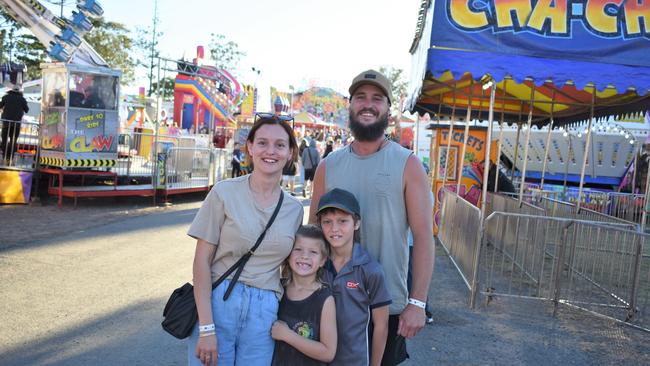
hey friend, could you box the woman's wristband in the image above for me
[199,323,215,333]
[199,331,215,338]
[408,298,426,309]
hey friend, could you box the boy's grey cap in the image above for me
[317,188,361,217]
[348,69,392,104]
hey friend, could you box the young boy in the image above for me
[316,188,391,366]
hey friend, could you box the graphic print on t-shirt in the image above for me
[294,321,315,339]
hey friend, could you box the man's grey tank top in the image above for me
[324,140,411,314]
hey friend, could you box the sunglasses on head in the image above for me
[255,113,294,124]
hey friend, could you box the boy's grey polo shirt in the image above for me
[323,243,392,366]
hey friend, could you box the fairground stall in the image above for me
[408,0,650,330]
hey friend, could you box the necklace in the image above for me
[350,136,388,154]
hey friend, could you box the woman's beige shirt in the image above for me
[188,175,304,297]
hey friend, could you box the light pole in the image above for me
[289,85,295,130]
[289,85,295,116]
[251,67,261,114]
[562,131,574,200]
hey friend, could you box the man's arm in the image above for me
[308,162,327,224]
[398,155,434,338]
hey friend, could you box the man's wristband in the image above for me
[408,298,426,309]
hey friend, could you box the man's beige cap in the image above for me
[348,69,392,105]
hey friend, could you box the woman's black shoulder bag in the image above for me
[161,191,284,339]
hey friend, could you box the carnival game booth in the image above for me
[408,0,650,330]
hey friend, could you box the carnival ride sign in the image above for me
[435,0,649,66]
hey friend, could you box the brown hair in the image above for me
[247,115,299,167]
[283,224,329,285]
[317,207,361,242]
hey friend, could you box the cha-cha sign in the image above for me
[448,0,648,38]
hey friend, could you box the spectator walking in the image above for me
[301,138,320,197]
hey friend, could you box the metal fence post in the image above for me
[627,235,643,322]
[470,214,485,309]
[552,220,574,316]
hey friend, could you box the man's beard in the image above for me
[348,109,389,142]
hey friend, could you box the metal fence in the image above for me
[477,212,649,331]
[438,189,482,292]
[161,147,213,191]
[538,197,638,230]
[211,148,232,182]
[115,131,231,190]
[0,118,39,171]
[438,189,650,330]
[528,188,647,228]
[486,192,546,217]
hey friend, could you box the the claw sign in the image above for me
[447,0,649,38]
[69,135,114,153]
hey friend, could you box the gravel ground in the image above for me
[2,196,649,365]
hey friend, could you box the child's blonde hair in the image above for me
[283,224,329,285]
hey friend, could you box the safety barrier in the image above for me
[438,189,482,292]
[211,148,232,182]
[538,197,638,230]
[161,147,213,191]
[608,193,645,224]
[0,118,39,171]
[528,188,647,227]
[476,212,649,331]
[486,192,546,217]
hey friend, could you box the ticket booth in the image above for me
[40,63,121,168]
[430,124,493,234]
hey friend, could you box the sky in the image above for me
[49,0,422,108]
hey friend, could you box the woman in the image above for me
[187,114,304,366]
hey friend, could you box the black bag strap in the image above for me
[307,148,315,166]
[211,190,284,300]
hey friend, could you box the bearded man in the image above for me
[309,70,434,365]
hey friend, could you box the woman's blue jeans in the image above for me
[187,279,279,365]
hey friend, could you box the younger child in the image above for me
[271,225,337,365]
[316,188,391,366]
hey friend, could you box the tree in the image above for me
[0,11,136,84]
[151,76,175,101]
[1,14,47,81]
[13,33,48,81]
[208,33,245,74]
[134,25,163,96]
[84,18,136,85]
[379,66,408,115]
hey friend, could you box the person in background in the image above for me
[0,84,29,164]
[231,142,243,178]
[282,158,298,195]
[309,69,434,365]
[271,224,337,365]
[301,138,320,197]
[239,145,251,175]
[187,114,303,366]
[81,85,105,109]
[322,139,334,159]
